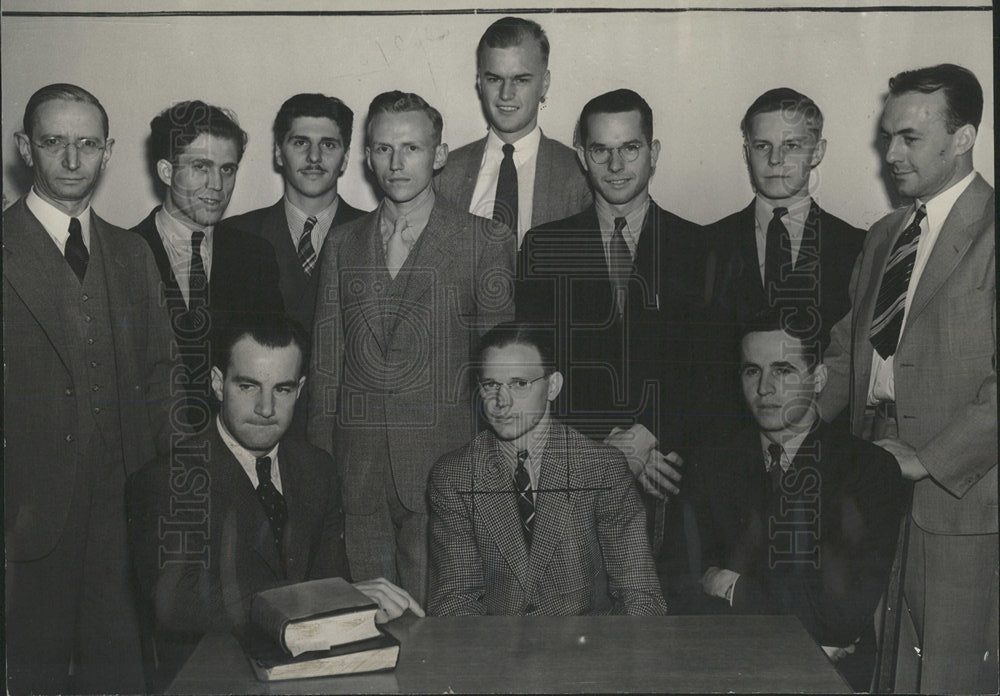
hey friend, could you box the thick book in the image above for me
[250,577,381,657]
[244,629,400,681]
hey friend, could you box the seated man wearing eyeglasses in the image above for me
[427,321,667,616]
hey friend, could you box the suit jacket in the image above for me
[692,422,905,648]
[820,174,997,535]
[307,197,515,514]
[427,420,667,616]
[126,426,348,635]
[515,201,713,450]
[434,131,592,231]
[3,198,175,561]
[224,197,366,331]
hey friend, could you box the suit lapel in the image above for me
[342,214,390,354]
[262,201,312,308]
[462,139,487,210]
[527,423,573,588]
[136,208,187,319]
[531,134,555,228]
[476,435,532,591]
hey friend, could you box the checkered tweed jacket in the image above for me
[428,420,667,616]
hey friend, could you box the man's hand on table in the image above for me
[700,566,739,604]
[604,424,683,498]
[353,577,425,623]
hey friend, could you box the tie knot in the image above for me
[767,443,783,470]
[303,216,318,236]
[516,450,529,467]
[256,456,272,482]
[502,143,515,158]
[68,217,83,237]
[613,217,627,234]
[191,229,205,250]
[771,207,788,220]
[913,204,927,225]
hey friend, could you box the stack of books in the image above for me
[242,577,400,682]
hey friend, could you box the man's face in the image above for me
[15,99,113,214]
[744,110,825,204]
[158,133,240,228]
[880,90,969,201]
[366,110,447,205]
[275,116,349,202]
[577,110,660,208]
[740,329,826,436]
[211,336,305,456]
[479,343,562,442]
[476,42,551,144]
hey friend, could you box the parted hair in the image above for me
[476,321,557,375]
[272,93,354,149]
[888,63,983,132]
[365,91,443,145]
[577,88,653,147]
[740,87,824,140]
[476,16,549,67]
[739,307,829,370]
[213,314,310,377]
[23,83,109,138]
[149,99,248,163]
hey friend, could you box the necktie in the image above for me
[870,205,927,359]
[255,456,288,550]
[65,217,88,282]
[493,143,518,233]
[764,206,791,293]
[189,229,208,297]
[514,450,535,547]
[385,215,414,279]
[608,217,631,317]
[767,443,785,492]
[298,216,318,277]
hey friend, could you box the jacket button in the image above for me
[65,434,74,443]
[64,387,74,396]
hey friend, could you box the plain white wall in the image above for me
[1,7,993,230]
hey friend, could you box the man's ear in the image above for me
[952,123,977,157]
[433,142,449,171]
[15,132,34,168]
[100,138,114,172]
[210,365,225,402]
[576,145,589,173]
[809,138,827,168]
[649,138,661,170]
[156,159,174,188]
[812,363,828,395]
[546,370,564,402]
[339,148,350,176]
[295,375,306,400]
[274,142,284,169]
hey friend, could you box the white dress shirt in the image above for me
[155,206,214,308]
[216,415,282,493]
[284,195,340,254]
[468,126,542,245]
[26,188,92,253]
[753,194,812,285]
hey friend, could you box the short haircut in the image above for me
[365,91,443,145]
[888,63,983,132]
[740,88,824,140]
[149,100,248,164]
[738,307,829,370]
[272,93,354,150]
[476,16,550,67]
[476,321,557,375]
[213,314,310,377]
[577,88,653,147]
[23,83,109,139]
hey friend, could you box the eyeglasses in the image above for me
[586,142,644,165]
[32,136,108,157]
[477,375,547,398]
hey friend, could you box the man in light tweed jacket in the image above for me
[427,322,667,616]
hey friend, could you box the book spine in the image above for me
[250,596,291,654]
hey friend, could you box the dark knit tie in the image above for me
[189,229,208,297]
[514,450,535,547]
[255,456,287,550]
[493,143,518,232]
[764,206,791,292]
[767,443,785,492]
[298,216,318,277]
[608,216,632,317]
[65,217,89,282]
[870,205,927,359]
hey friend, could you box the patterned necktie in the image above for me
[65,217,89,282]
[764,206,791,293]
[767,443,785,492]
[255,456,288,550]
[298,216,318,277]
[608,217,631,317]
[870,205,927,359]
[385,215,414,279]
[514,449,535,547]
[493,142,518,233]
[189,229,208,297]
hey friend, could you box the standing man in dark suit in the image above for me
[128,315,422,684]
[819,64,996,694]
[4,83,175,693]
[428,322,667,616]
[308,91,515,603]
[132,100,283,432]
[434,16,590,247]
[693,310,904,691]
[225,93,367,332]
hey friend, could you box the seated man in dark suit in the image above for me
[691,309,905,690]
[131,100,283,432]
[225,93,367,332]
[127,314,421,685]
[428,322,667,616]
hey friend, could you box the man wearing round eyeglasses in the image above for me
[5,83,176,693]
[427,322,666,616]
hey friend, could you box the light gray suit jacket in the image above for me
[307,197,515,514]
[434,130,592,232]
[820,173,996,535]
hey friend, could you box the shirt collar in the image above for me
[216,414,280,477]
[917,170,975,230]
[485,125,542,164]
[754,194,812,234]
[596,194,651,251]
[760,424,814,471]
[498,409,552,470]
[284,195,340,239]
[380,187,435,241]
[26,187,92,249]
[157,204,213,246]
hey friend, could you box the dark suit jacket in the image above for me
[692,422,904,649]
[434,131,592,232]
[4,198,175,561]
[428,420,667,616]
[127,426,349,635]
[307,197,515,515]
[224,197,366,331]
[515,201,713,450]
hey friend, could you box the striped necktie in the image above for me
[870,205,926,359]
[298,216,318,277]
[514,449,535,546]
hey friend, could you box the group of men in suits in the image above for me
[3,10,995,694]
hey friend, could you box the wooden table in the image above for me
[168,614,851,693]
